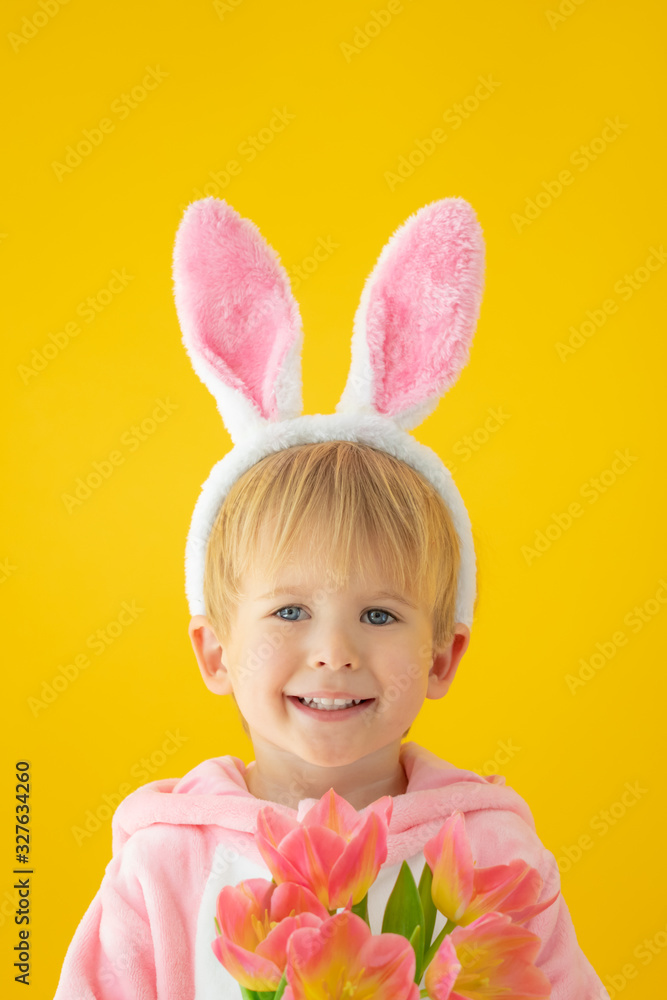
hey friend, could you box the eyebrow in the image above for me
[257,586,418,610]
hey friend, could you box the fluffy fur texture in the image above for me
[173,197,304,441]
[172,197,486,627]
[53,742,608,998]
[337,198,485,429]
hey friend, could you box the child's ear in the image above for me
[188,615,233,696]
[426,624,471,700]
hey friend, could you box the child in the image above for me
[54,197,609,999]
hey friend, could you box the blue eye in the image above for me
[275,606,304,621]
[363,609,395,625]
[273,606,396,625]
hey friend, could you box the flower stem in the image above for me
[422,919,455,968]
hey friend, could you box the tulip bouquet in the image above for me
[211,790,559,999]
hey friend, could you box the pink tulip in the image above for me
[211,878,328,991]
[424,811,559,926]
[283,910,420,1000]
[424,911,552,999]
[255,787,393,909]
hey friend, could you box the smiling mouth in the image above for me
[287,695,374,714]
[299,697,367,710]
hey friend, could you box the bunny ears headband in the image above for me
[172,197,485,628]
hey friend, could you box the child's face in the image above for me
[191,537,469,779]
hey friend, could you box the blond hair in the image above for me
[204,440,467,649]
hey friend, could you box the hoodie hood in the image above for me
[111,740,536,863]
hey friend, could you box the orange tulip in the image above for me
[283,910,420,1000]
[424,811,559,927]
[255,787,393,909]
[211,878,328,991]
[424,911,552,999]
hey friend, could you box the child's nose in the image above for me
[303,615,364,671]
[312,657,357,670]
[308,637,360,672]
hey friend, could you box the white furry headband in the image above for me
[172,197,485,627]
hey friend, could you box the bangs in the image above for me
[204,441,460,646]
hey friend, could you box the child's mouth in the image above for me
[287,696,374,720]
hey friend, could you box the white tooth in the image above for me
[301,696,360,710]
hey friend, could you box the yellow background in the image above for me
[2,0,665,996]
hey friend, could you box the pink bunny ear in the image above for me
[336,198,485,430]
[172,198,303,443]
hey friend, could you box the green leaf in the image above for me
[381,860,425,972]
[417,861,436,953]
[408,923,422,984]
[351,892,370,926]
[272,970,288,1000]
[239,989,259,1000]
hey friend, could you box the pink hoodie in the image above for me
[54,741,608,999]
